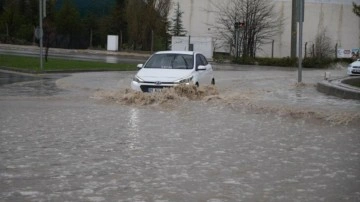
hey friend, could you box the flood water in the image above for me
[0,68,359,201]
[0,71,66,96]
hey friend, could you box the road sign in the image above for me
[35,27,43,40]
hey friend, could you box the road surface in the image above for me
[0,67,359,202]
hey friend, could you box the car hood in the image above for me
[350,61,360,67]
[136,68,193,82]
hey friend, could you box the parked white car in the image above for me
[348,59,360,76]
[131,51,215,92]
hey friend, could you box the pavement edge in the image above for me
[317,77,360,100]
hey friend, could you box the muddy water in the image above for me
[1,69,360,201]
[71,69,360,125]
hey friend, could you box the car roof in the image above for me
[154,51,196,55]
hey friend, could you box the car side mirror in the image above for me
[197,65,207,71]
[137,64,143,69]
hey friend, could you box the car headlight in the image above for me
[175,76,193,84]
[133,75,144,83]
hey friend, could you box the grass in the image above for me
[0,54,137,73]
[351,81,360,88]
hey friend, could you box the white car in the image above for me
[348,59,360,76]
[131,51,215,92]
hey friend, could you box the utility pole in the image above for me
[291,0,297,58]
[297,0,304,83]
[39,0,43,71]
[43,0,46,18]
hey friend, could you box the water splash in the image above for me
[93,84,219,107]
[93,84,360,125]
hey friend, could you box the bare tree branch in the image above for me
[207,0,283,57]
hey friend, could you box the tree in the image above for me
[108,0,127,49]
[55,0,82,48]
[353,2,360,17]
[126,0,171,51]
[209,0,283,58]
[0,0,23,37]
[125,0,144,49]
[314,28,333,59]
[169,2,186,36]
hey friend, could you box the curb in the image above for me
[317,77,360,100]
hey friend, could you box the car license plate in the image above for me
[353,69,360,73]
[148,88,162,93]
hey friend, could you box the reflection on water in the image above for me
[128,108,140,150]
[0,72,37,86]
[0,78,63,96]
[0,72,66,96]
[105,56,118,64]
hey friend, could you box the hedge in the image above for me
[231,56,354,68]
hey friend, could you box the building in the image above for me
[172,0,360,58]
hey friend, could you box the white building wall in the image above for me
[178,0,215,37]
[171,0,360,57]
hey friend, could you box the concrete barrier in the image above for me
[317,77,360,100]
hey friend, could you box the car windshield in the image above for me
[144,54,194,69]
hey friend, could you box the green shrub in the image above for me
[231,56,341,68]
[0,34,32,45]
[302,57,333,68]
[213,53,231,63]
[257,57,297,67]
[15,24,34,43]
[232,56,256,65]
[334,58,355,64]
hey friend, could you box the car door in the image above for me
[199,54,213,83]
[195,54,207,85]
[196,54,212,85]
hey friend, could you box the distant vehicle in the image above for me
[348,59,360,76]
[131,51,215,92]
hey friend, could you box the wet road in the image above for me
[0,72,41,86]
[0,48,147,64]
[0,68,359,201]
[0,71,67,96]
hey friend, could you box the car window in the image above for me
[145,54,194,69]
[200,54,208,65]
[196,54,204,67]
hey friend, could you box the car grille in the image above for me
[144,81,175,85]
[353,66,360,69]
